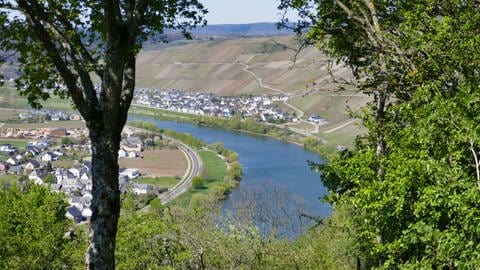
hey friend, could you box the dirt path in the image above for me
[322,119,359,134]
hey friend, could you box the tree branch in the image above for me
[469,141,480,189]
[334,0,367,27]
[17,0,100,120]
[17,1,89,112]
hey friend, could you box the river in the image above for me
[130,116,331,236]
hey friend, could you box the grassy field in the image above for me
[198,150,227,181]
[0,108,25,120]
[52,159,76,169]
[0,138,32,149]
[172,149,227,207]
[0,174,23,186]
[1,121,86,130]
[130,105,194,120]
[286,121,317,132]
[0,86,75,110]
[136,176,179,188]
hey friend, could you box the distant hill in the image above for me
[189,23,292,36]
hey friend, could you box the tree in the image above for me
[281,0,480,268]
[192,176,204,189]
[278,0,411,175]
[43,173,55,184]
[0,183,83,268]
[61,137,72,145]
[46,160,53,172]
[0,1,206,268]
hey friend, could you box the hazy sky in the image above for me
[202,0,292,24]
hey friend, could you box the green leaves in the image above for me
[0,0,207,110]
[0,183,83,269]
[282,0,480,268]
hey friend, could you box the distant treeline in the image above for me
[128,120,205,149]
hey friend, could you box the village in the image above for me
[0,111,180,223]
[133,88,305,123]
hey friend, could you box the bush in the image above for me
[192,176,204,189]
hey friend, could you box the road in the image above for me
[157,139,203,204]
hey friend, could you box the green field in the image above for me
[1,121,85,130]
[0,174,22,186]
[0,86,75,110]
[136,176,179,188]
[172,149,228,207]
[198,150,227,181]
[0,139,31,149]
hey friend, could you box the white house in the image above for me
[68,168,81,178]
[24,160,40,171]
[119,168,140,179]
[132,183,153,195]
[118,149,127,158]
[42,152,58,162]
[6,157,19,166]
[81,208,92,219]
[29,169,47,184]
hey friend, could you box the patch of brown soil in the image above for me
[118,149,187,177]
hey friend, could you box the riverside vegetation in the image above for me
[131,106,328,155]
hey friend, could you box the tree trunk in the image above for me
[86,127,121,270]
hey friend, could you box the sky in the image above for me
[201,0,294,25]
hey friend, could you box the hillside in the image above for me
[136,35,371,146]
[1,34,370,147]
[187,22,293,36]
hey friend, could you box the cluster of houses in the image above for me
[133,88,299,123]
[18,110,82,122]
[0,134,150,224]
[118,136,144,159]
[0,127,88,139]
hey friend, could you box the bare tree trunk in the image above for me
[86,128,121,270]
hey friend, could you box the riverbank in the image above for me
[130,105,339,159]
[128,121,243,207]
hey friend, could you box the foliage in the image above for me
[129,121,205,149]
[43,173,55,184]
[116,196,360,269]
[282,0,480,268]
[191,176,204,189]
[0,183,83,269]
[61,137,72,145]
[0,0,208,267]
[0,183,357,269]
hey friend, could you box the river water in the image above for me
[130,116,331,235]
